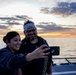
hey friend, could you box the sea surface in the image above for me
[0,38,76,64]
[44,38,76,64]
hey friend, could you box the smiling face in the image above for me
[8,35,21,52]
[24,28,37,41]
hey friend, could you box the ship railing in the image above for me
[52,57,76,66]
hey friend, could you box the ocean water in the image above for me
[44,38,76,57]
[44,38,76,64]
[0,38,76,63]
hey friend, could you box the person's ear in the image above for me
[6,40,10,46]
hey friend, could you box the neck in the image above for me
[30,38,38,44]
[8,46,15,53]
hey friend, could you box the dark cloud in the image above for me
[0,25,8,29]
[36,22,75,33]
[0,15,75,36]
[15,15,28,20]
[40,2,76,17]
[0,15,28,21]
[0,22,21,25]
[0,15,31,29]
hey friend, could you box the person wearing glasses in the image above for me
[0,31,50,75]
[17,20,52,75]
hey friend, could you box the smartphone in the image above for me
[50,46,60,55]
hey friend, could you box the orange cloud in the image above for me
[38,31,76,38]
[0,28,76,38]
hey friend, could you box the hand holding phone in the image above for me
[43,46,60,56]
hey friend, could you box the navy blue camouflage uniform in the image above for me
[18,36,52,75]
[0,46,28,75]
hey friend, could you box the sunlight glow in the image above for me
[0,2,60,25]
[0,1,76,38]
[9,25,23,31]
[0,2,38,16]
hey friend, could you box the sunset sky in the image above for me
[0,0,76,38]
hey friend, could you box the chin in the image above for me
[15,48,19,51]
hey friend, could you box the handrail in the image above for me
[52,57,76,59]
[52,57,76,65]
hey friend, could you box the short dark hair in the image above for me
[3,31,19,43]
[24,20,34,27]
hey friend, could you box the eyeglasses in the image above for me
[26,29,36,33]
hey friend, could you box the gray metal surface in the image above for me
[52,64,76,75]
[52,57,76,75]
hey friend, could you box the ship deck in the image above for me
[52,57,76,75]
